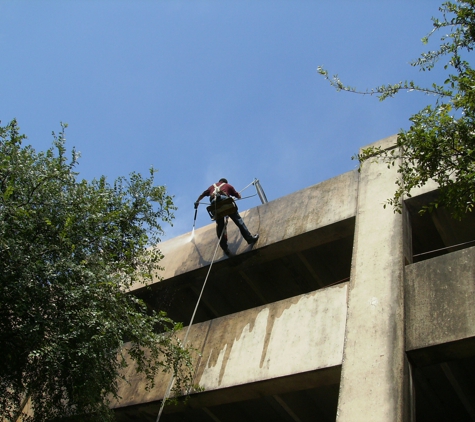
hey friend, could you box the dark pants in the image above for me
[213,196,253,250]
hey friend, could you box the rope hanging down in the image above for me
[155,219,229,422]
[157,178,268,420]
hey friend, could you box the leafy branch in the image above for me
[319,0,475,218]
[0,120,194,422]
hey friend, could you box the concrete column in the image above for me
[336,136,407,422]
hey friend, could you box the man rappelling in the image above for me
[195,178,259,256]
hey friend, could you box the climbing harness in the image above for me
[206,182,239,221]
[211,182,225,198]
[199,178,268,222]
[207,197,238,220]
[155,220,228,422]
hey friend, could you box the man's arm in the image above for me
[227,184,241,199]
[195,190,208,208]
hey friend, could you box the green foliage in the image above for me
[319,1,475,218]
[0,120,194,421]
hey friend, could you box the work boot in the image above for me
[247,234,259,245]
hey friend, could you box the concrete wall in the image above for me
[336,135,408,422]
[406,246,475,364]
[114,283,348,409]
[114,135,475,421]
[131,170,358,291]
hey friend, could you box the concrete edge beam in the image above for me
[131,170,358,290]
[113,283,348,410]
[405,246,475,361]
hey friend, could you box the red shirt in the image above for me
[202,182,240,199]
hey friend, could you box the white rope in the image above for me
[239,179,256,194]
[155,219,228,422]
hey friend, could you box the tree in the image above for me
[318,0,475,218]
[0,120,193,421]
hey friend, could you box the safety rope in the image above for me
[197,193,256,207]
[155,219,228,422]
[195,179,259,207]
[240,194,257,200]
[156,179,261,420]
[412,239,475,258]
[239,180,255,194]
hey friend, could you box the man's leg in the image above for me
[216,218,231,254]
[229,212,258,244]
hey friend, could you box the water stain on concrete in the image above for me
[259,294,303,368]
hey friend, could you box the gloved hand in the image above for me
[194,202,199,209]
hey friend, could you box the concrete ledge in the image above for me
[131,171,358,290]
[405,246,475,364]
[194,283,347,391]
[360,134,439,201]
[360,134,397,152]
[114,282,348,410]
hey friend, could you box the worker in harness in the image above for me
[195,178,259,256]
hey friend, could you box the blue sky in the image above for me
[1,1,447,240]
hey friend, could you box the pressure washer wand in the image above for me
[193,208,198,229]
[191,202,199,236]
